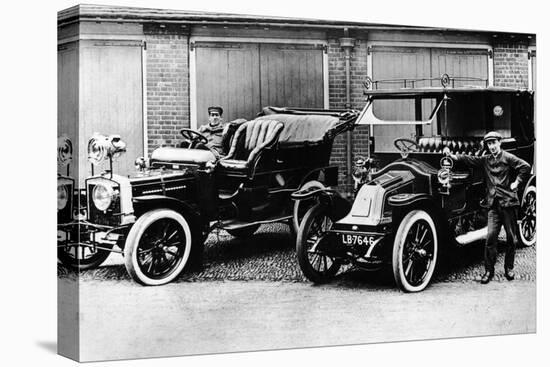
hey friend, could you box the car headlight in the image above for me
[92,184,115,211]
[57,184,69,210]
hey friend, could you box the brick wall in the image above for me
[327,38,369,193]
[145,33,190,153]
[493,42,530,88]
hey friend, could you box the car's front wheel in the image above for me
[519,185,536,247]
[124,209,192,286]
[392,210,438,292]
[296,203,341,283]
[57,241,111,270]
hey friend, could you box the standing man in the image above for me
[445,131,531,284]
[198,106,226,156]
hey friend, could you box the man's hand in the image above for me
[510,180,519,192]
[443,147,457,160]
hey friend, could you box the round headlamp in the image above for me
[57,184,69,210]
[92,184,114,211]
[88,134,127,166]
[57,136,73,167]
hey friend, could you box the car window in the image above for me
[372,97,437,153]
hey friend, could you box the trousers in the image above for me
[485,200,518,273]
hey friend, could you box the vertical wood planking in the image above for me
[58,42,79,180]
[79,41,144,184]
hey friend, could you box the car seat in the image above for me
[218,119,284,177]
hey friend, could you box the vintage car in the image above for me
[57,107,360,285]
[294,75,536,292]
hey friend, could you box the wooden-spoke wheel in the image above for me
[392,210,438,292]
[296,203,340,284]
[124,209,192,286]
[519,186,536,247]
[57,240,111,270]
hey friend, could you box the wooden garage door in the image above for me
[195,42,324,127]
[195,43,261,127]
[58,42,79,179]
[259,44,324,108]
[371,46,489,152]
[79,40,144,184]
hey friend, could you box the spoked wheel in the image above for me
[124,209,192,286]
[392,210,438,292]
[57,240,111,270]
[519,186,536,247]
[296,203,341,284]
[293,180,326,234]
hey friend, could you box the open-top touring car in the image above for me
[294,75,536,292]
[57,107,360,285]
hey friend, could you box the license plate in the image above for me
[341,234,376,246]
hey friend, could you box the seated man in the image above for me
[197,106,226,157]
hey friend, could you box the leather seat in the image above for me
[218,119,284,176]
[417,137,484,156]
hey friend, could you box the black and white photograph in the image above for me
[4,0,548,366]
[54,1,541,362]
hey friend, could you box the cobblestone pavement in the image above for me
[58,223,536,285]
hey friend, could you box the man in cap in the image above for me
[196,106,226,157]
[445,131,531,284]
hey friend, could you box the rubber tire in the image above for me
[292,180,326,234]
[226,224,260,238]
[519,185,536,247]
[124,209,192,286]
[57,243,111,270]
[296,203,341,284]
[392,210,438,293]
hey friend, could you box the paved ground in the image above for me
[57,224,536,362]
[65,279,535,362]
[58,223,537,284]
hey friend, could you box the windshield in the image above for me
[371,92,512,153]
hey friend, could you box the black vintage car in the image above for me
[57,107,360,285]
[294,76,536,292]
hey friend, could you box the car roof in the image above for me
[364,86,533,98]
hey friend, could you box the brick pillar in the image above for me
[493,42,529,88]
[145,33,190,154]
[328,38,369,193]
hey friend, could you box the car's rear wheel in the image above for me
[392,210,438,292]
[57,240,111,270]
[293,180,325,234]
[519,185,536,247]
[226,224,260,238]
[124,209,192,286]
[296,203,341,283]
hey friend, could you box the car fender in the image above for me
[132,195,203,228]
[388,193,446,238]
[300,166,339,187]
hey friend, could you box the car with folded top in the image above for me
[57,107,360,285]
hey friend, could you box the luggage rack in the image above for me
[362,74,489,91]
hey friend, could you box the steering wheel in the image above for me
[394,138,419,158]
[180,128,208,148]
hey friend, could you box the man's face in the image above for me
[208,111,221,126]
[486,139,501,156]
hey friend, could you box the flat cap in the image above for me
[483,131,502,142]
[208,106,223,115]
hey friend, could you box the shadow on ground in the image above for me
[58,224,535,285]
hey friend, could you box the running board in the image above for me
[455,227,487,245]
[214,215,293,231]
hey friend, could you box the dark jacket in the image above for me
[198,122,226,156]
[456,150,531,207]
